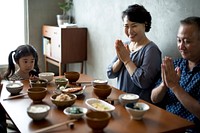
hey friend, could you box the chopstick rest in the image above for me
[3,93,28,100]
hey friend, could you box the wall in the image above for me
[72,0,200,87]
[28,0,63,74]
[27,0,200,88]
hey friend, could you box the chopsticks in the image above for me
[3,93,28,101]
[33,119,77,133]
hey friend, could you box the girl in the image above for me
[4,44,40,81]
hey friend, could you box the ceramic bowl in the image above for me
[84,111,111,132]
[55,77,69,87]
[85,98,115,113]
[63,106,88,119]
[50,93,77,108]
[125,102,150,120]
[29,78,48,88]
[64,71,80,83]
[38,72,54,82]
[91,79,108,87]
[93,84,112,100]
[27,104,50,121]
[118,93,139,106]
[27,87,47,103]
[6,82,23,95]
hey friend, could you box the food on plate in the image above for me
[91,102,110,111]
[55,94,71,101]
[62,87,82,93]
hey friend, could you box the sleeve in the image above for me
[131,45,162,89]
[107,56,121,79]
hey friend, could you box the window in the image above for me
[0,0,27,66]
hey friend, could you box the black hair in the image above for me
[122,4,152,32]
[180,16,200,34]
[4,44,40,80]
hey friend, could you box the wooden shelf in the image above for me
[42,25,87,75]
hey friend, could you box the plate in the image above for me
[85,98,115,112]
[54,86,86,96]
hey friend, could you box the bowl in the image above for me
[118,93,139,106]
[27,104,50,121]
[55,77,69,87]
[63,106,88,119]
[93,84,112,100]
[6,82,23,95]
[84,111,111,132]
[38,72,54,82]
[91,79,108,87]
[64,71,80,83]
[85,98,115,112]
[29,78,48,88]
[125,102,150,120]
[27,87,47,103]
[50,93,77,108]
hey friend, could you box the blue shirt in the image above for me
[157,58,200,132]
[107,41,162,102]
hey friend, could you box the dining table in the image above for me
[0,74,195,133]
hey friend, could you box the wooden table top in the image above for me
[0,74,194,133]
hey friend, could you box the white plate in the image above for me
[85,98,115,112]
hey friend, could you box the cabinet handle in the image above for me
[54,32,57,35]
[58,44,60,47]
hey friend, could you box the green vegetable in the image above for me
[69,107,83,114]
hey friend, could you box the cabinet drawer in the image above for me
[42,26,60,38]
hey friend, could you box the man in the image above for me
[151,16,200,133]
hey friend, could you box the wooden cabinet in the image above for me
[42,25,87,75]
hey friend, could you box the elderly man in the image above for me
[151,16,200,133]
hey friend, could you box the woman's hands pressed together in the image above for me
[115,39,131,64]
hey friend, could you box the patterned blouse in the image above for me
[9,71,24,81]
[157,58,200,132]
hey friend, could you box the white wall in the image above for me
[72,0,200,87]
[27,0,200,88]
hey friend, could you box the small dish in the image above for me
[27,104,50,121]
[85,98,115,112]
[63,106,88,119]
[118,93,139,106]
[6,82,23,95]
[61,86,85,96]
[125,102,150,120]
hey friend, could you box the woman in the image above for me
[107,4,161,102]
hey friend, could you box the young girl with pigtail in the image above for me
[4,44,40,81]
